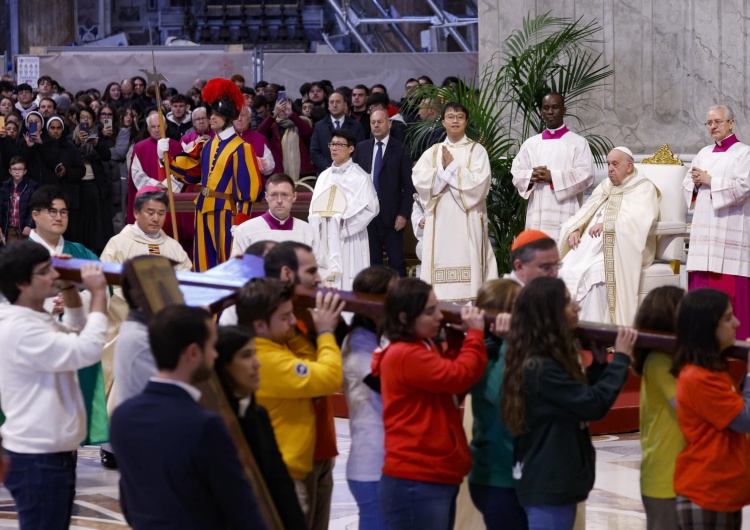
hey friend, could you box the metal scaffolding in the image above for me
[323,0,478,53]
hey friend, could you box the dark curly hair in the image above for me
[502,277,584,435]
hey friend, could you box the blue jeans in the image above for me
[469,482,528,529]
[348,479,388,530]
[525,504,577,530]
[4,450,77,530]
[378,474,459,530]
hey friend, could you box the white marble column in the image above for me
[479,0,750,153]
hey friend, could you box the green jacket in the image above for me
[513,352,630,507]
[469,336,514,488]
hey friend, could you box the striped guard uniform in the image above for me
[170,126,262,271]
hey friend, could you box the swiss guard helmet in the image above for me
[202,78,244,125]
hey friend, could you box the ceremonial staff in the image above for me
[139,35,179,241]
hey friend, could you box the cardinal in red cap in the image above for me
[505,229,560,286]
[161,78,263,271]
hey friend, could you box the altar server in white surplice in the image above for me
[412,101,498,302]
[231,173,317,256]
[511,92,595,243]
[559,147,660,325]
[683,104,750,341]
[309,129,378,290]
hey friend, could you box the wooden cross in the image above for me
[51,255,750,529]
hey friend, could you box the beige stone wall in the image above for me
[479,0,748,154]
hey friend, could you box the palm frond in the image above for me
[402,12,614,273]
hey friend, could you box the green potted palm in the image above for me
[407,12,614,272]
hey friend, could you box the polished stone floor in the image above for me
[2,420,750,529]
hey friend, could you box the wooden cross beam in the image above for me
[52,256,750,361]
[51,254,749,527]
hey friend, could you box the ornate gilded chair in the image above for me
[635,145,688,304]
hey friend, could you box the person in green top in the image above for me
[502,277,637,530]
[0,185,109,446]
[468,278,525,529]
[632,286,685,530]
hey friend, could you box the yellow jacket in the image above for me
[255,333,342,479]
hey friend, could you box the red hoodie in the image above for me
[371,329,487,485]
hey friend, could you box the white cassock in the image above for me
[511,125,595,243]
[231,212,318,257]
[682,134,750,277]
[412,136,498,302]
[309,159,379,290]
[559,169,660,325]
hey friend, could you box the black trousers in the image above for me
[367,214,407,276]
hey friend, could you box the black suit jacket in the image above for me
[110,381,267,530]
[352,136,415,226]
[227,393,307,530]
[309,115,365,174]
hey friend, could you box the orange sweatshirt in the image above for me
[371,330,487,485]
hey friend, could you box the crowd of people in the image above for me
[0,69,748,530]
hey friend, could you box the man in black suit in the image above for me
[110,305,268,530]
[352,109,415,276]
[365,92,407,145]
[309,90,365,174]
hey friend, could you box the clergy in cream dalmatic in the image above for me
[100,187,193,274]
[412,101,498,303]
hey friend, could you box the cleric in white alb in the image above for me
[309,129,378,290]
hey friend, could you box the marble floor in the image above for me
[2,420,750,529]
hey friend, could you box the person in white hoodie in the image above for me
[0,240,108,530]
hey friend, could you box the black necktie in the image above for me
[373,141,383,192]
[334,120,341,130]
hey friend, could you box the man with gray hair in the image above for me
[128,111,192,249]
[180,106,212,145]
[683,104,750,340]
[559,146,660,325]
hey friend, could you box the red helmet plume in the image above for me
[202,78,245,121]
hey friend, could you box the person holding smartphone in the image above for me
[72,106,114,254]
[30,116,86,242]
[22,111,44,146]
[99,103,128,230]
[257,95,316,180]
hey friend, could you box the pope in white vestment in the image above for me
[412,103,498,302]
[559,147,660,325]
[309,141,379,290]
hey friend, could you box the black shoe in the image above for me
[100,447,118,469]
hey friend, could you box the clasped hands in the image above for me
[441,145,454,169]
[691,166,711,187]
[530,165,552,184]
